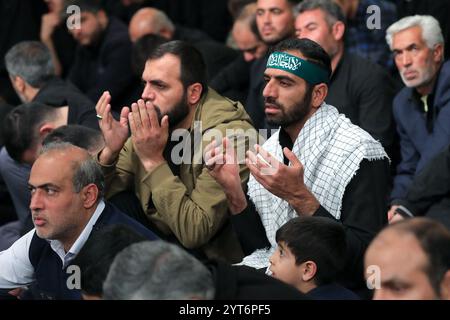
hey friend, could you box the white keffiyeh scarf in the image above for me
[240,103,388,270]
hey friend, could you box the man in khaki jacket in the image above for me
[95,40,257,263]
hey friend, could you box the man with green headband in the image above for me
[205,37,390,295]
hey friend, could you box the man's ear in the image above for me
[97,10,108,29]
[311,83,328,109]
[440,270,450,300]
[331,21,345,42]
[301,261,317,282]
[187,83,203,106]
[12,76,26,94]
[159,27,173,40]
[38,124,55,138]
[433,43,444,63]
[81,184,99,209]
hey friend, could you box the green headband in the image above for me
[266,51,329,85]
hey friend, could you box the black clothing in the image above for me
[327,52,397,154]
[68,17,135,112]
[210,54,251,104]
[33,77,99,130]
[396,144,450,230]
[0,0,46,105]
[173,25,213,43]
[172,26,239,81]
[245,55,272,131]
[51,24,77,79]
[209,260,307,300]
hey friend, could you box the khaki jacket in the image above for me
[100,89,257,263]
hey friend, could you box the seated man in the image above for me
[365,218,450,300]
[270,216,359,299]
[0,143,157,300]
[0,124,105,251]
[205,38,389,290]
[65,0,136,111]
[95,41,256,263]
[295,0,397,155]
[2,40,98,224]
[1,102,99,229]
[103,240,306,300]
[389,144,450,230]
[386,15,450,213]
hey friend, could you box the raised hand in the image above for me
[246,146,319,216]
[204,137,247,214]
[128,99,168,172]
[96,91,130,164]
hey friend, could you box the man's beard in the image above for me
[152,91,190,129]
[265,86,313,128]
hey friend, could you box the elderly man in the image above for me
[0,143,157,300]
[205,38,389,291]
[365,218,450,300]
[386,15,450,218]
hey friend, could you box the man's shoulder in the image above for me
[393,86,414,111]
[96,202,158,240]
[341,53,390,80]
[197,89,253,131]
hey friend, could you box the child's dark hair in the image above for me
[275,216,347,286]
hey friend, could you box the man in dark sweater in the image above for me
[0,143,157,300]
[65,0,136,112]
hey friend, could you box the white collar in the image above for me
[48,200,105,268]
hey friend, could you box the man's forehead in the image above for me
[392,26,425,46]
[257,0,288,9]
[143,54,181,80]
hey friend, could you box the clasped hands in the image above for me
[95,91,168,172]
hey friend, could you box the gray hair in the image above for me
[5,41,55,88]
[103,241,215,300]
[40,142,105,198]
[153,9,175,34]
[386,15,444,53]
[295,0,346,27]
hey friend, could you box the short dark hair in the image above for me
[148,40,209,97]
[296,0,346,27]
[42,125,104,154]
[64,0,103,14]
[2,102,59,162]
[131,34,168,76]
[71,224,146,297]
[391,218,450,296]
[276,216,347,286]
[271,37,332,80]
